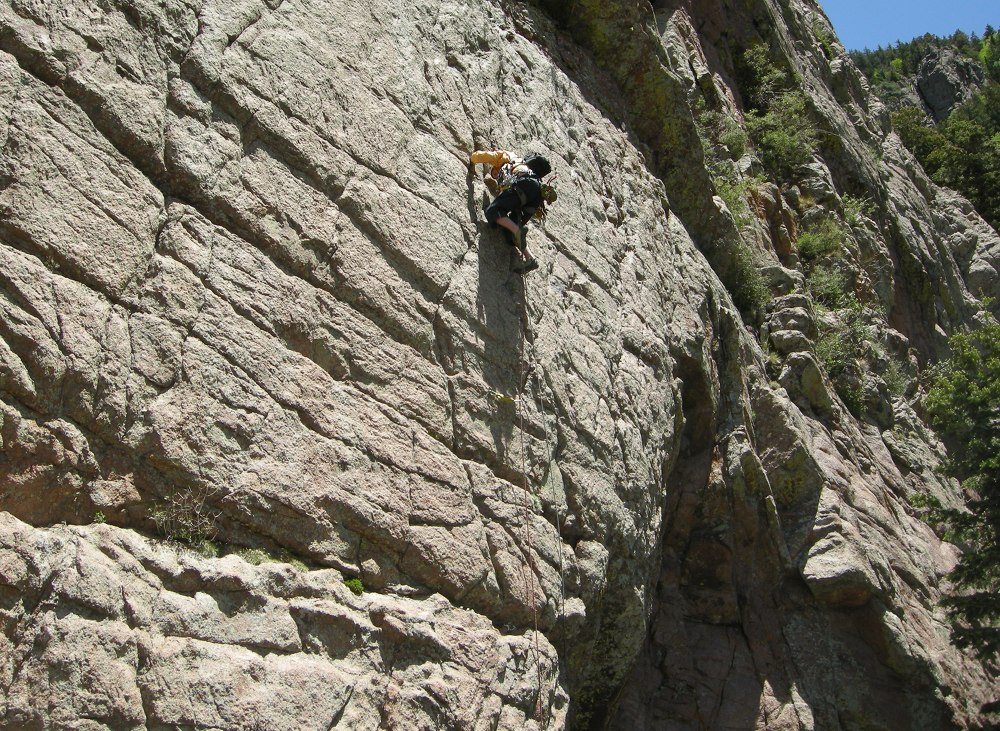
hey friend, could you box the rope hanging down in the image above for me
[514,282,567,727]
[515,284,544,724]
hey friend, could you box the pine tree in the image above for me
[926,319,1000,661]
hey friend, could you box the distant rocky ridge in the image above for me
[915,47,986,121]
[1,0,997,729]
[864,45,987,121]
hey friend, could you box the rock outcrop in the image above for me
[871,46,987,121]
[0,513,566,729]
[0,0,997,729]
[916,48,986,121]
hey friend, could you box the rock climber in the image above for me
[470,149,557,274]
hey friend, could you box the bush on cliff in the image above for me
[814,299,869,417]
[738,45,818,181]
[692,102,770,317]
[745,91,818,181]
[981,29,1000,83]
[796,216,846,261]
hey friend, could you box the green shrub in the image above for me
[815,328,850,377]
[193,540,220,559]
[719,125,750,160]
[883,356,911,397]
[233,546,308,571]
[807,264,851,307]
[735,44,819,180]
[344,578,365,595]
[713,174,763,229]
[739,43,790,110]
[692,101,771,320]
[925,317,1000,661]
[894,88,1000,231]
[697,108,750,162]
[729,239,770,316]
[746,92,818,180]
[843,194,874,226]
[816,329,864,415]
[796,217,846,261]
[837,374,865,417]
[285,555,309,572]
[236,547,272,565]
[813,18,836,60]
[979,32,1000,83]
[695,104,758,233]
[844,303,871,343]
[814,301,871,416]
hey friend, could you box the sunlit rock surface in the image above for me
[1,0,996,728]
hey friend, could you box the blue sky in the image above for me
[820,0,998,50]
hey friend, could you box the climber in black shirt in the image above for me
[470,150,557,274]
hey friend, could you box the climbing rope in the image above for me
[517,281,568,616]
[531,369,566,615]
[513,277,573,727]
[515,287,545,725]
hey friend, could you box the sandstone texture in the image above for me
[0,0,997,729]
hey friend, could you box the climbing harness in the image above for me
[488,155,557,224]
[496,153,551,190]
[498,172,557,224]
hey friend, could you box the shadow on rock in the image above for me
[470,176,527,470]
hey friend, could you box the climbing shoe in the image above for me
[515,258,539,274]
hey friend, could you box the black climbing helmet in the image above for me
[524,154,551,178]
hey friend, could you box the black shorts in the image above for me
[485,187,524,226]
[484,177,542,228]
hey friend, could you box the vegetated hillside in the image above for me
[849,28,995,99]
[849,27,1000,233]
[0,0,998,729]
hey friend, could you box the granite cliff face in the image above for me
[0,0,997,729]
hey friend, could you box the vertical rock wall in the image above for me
[548,0,1000,728]
[0,0,997,729]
